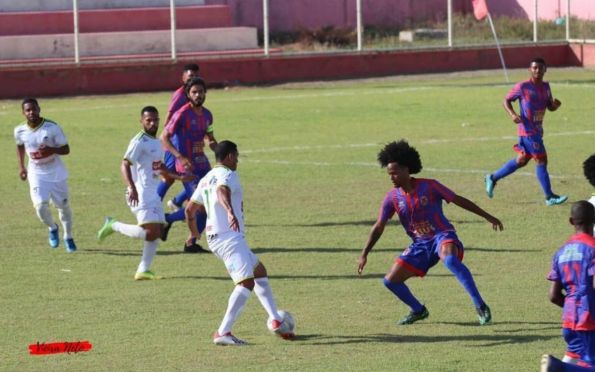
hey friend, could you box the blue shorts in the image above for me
[563,328,595,366]
[164,151,176,171]
[513,135,547,160]
[396,231,464,277]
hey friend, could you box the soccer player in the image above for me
[160,77,217,253]
[157,63,200,211]
[358,140,503,325]
[97,106,193,280]
[14,98,77,252]
[484,57,567,206]
[546,201,595,368]
[185,140,291,345]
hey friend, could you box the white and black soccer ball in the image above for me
[267,310,295,336]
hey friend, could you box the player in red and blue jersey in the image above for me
[546,201,595,368]
[160,77,217,252]
[485,57,567,206]
[358,140,503,325]
[157,63,200,211]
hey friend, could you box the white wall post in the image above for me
[170,0,177,60]
[263,0,269,56]
[73,0,80,64]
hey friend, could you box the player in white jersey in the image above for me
[14,98,76,252]
[584,154,595,235]
[185,140,293,345]
[97,106,193,280]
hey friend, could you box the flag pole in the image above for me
[486,12,509,83]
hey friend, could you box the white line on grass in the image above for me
[242,130,595,154]
[242,159,582,180]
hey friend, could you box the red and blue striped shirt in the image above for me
[379,178,456,241]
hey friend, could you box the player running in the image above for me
[484,57,567,206]
[97,106,193,280]
[358,140,503,326]
[185,141,292,345]
[160,77,217,253]
[14,98,77,252]
[157,63,200,212]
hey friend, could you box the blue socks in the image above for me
[383,278,424,313]
[492,159,518,182]
[157,181,171,200]
[443,255,484,308]
[536,163,553,198]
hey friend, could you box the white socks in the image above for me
[254,277,281,321]
[137,240,158,273]
[112,221,147,240]
[36,202,56,229]
[57,204,73,239]
[218,285,251,335]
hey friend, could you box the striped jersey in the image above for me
[379,178,456,241]
[505,79,553,137]
[547,233,595,331]
[164,103,213,174]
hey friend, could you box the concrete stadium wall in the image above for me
[0,6,231,35]
[0,0,204,12]
[0,43,591,99]
[0,27,257,60]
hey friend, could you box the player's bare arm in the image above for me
[158,164,195,182]
[185,201,205,239]
[206,132,218,153]
[160,130,192,171]
[503,98,521,123]
[216,185,239,231]
[16,144,27,181]
[358,219,387,275]
[548,98,561,111]
[548,280,564,308]
[451,195,504,231]
[120,159,138,207]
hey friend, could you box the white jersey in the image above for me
[14,118,68,183]
[590,193,595,236]
[190,165,244,235]
[123,131,163,208]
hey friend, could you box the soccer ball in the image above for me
[267,310,295,337]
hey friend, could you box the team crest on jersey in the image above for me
[152,161,162,170]
[420,196,429,206]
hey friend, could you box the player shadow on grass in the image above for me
[246,219,382,228]
[81,248,188,256]
[464,246,540,253]
[251,246,395,254]
[167,272,459,281]
[304,332,558,346]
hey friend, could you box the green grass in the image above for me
[1,67,594,371]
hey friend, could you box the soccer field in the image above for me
[1,68,594,371]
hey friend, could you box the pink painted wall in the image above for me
[206,0,595,31]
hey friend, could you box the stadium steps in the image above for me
[0,5,258,61]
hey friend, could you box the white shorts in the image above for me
[29,178,69,207]
[207,231,259,284]
[129,201,165,226]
